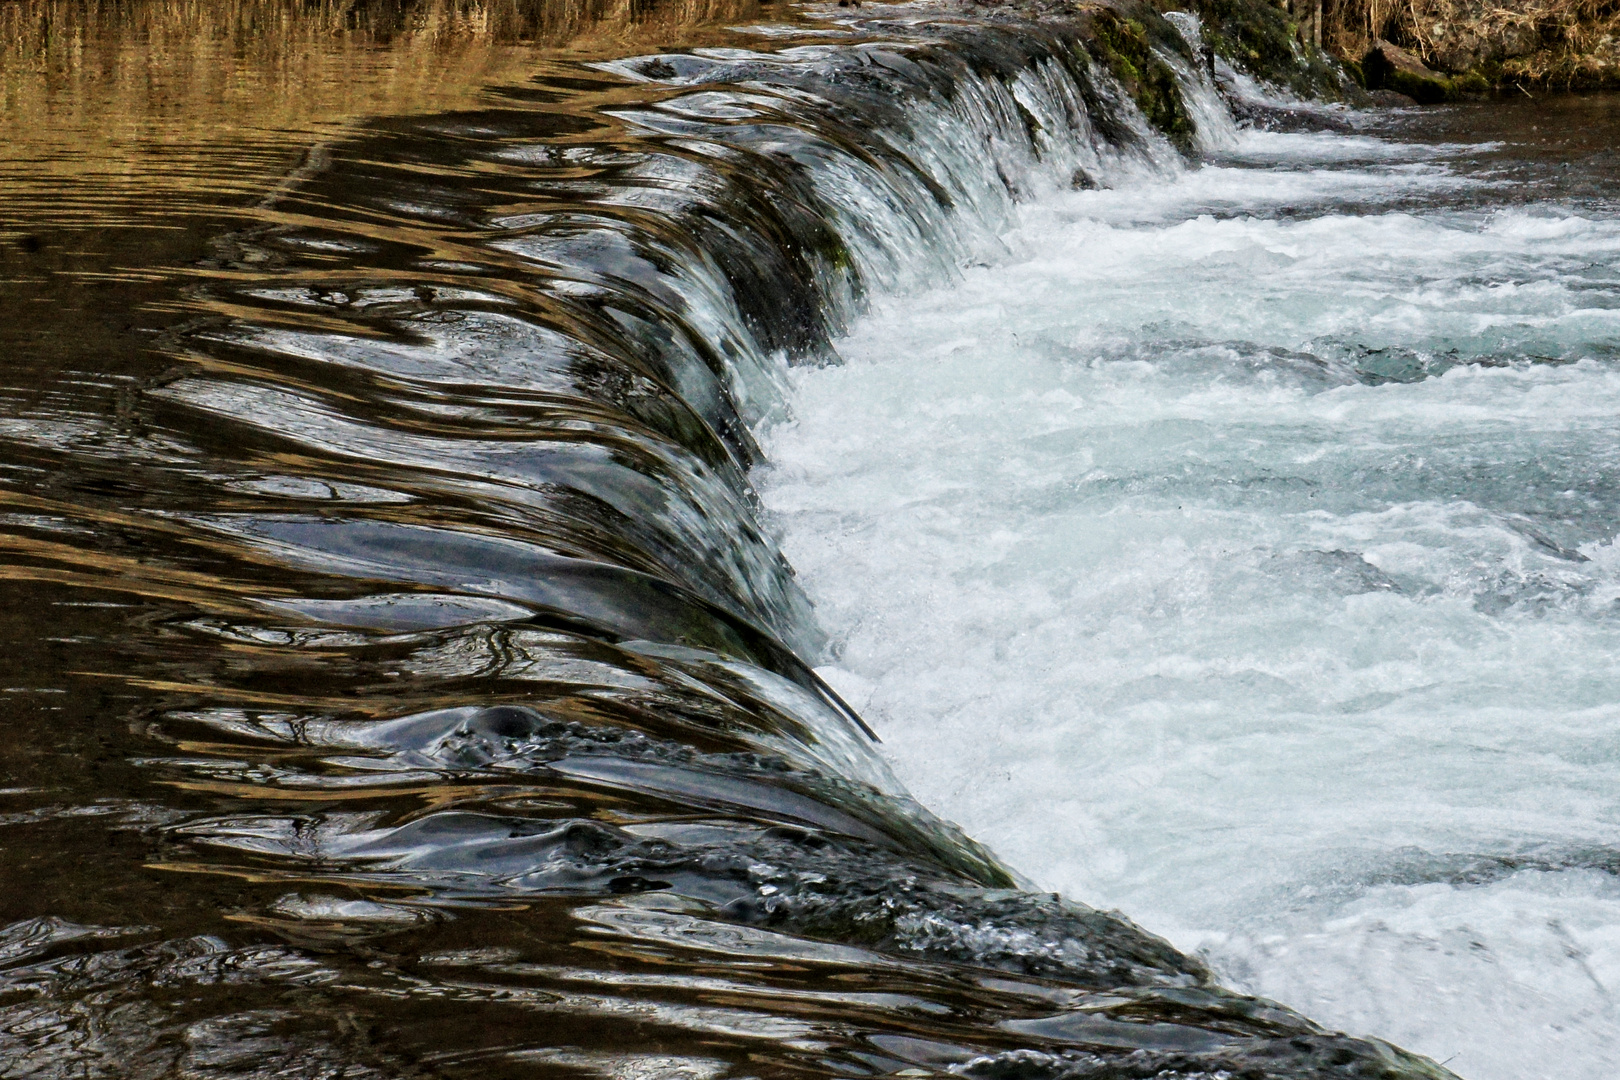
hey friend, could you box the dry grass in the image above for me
[1067,0,1620,87]
[1,0,776,62]
[1280,0,1620,84]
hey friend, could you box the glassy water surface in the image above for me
[0,1,1615,1077]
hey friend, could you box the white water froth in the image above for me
[761,127,1620,1078]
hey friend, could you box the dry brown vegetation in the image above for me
[1284,0,1620,84]
[2,0,777,55]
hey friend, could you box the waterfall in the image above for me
[0,5,1467,1078]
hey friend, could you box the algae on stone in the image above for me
[1164,0,1353,98]
[1363,37,1489,100]
[1075,2,1200,153]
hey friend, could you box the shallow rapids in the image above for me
[763,98,1620,1079]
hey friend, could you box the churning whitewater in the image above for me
[762,112,1620,1078]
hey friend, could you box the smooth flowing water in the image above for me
[0,0,1614,1077]
[763,95,1620,1078]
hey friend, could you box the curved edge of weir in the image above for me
[1,2,1467,1077]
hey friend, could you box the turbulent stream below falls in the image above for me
[1,2,1618,1078]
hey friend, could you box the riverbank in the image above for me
[972,0,1617,108]
[1208,0,1620,97]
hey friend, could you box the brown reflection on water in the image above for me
[0,0,780,231]
[0,0,789,511]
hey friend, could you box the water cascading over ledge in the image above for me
[0,2,1457,1077]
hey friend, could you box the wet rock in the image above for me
[1073,2,1200,156]
[1362,38,1486,103]
[1366,87,1420,106]
[957,1035,1461,1079]
[1218,79,1357,131]
[1176,0,1352,100]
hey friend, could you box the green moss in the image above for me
[1381,65,1452,103]
[818,230,855,276]
[1158,0,1349,99]
[1500,50,1620,90]
[1364,49,1492,102]
[1082,6,1198,155]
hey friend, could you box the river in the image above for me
[0,2,1614,1078]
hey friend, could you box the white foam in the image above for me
[761,132,1620,1077]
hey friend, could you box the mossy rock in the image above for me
[1363,39,1489,102]
[1075,2,1198,154]
[1157,0,1348,99]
